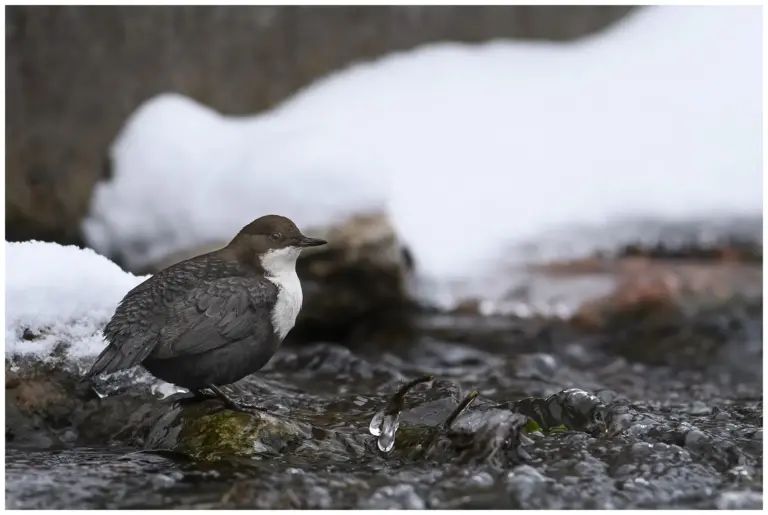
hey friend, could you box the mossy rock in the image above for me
[391,424,439,457]
[144,400,310,461]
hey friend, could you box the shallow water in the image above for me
[5,295,763,509]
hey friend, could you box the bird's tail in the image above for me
[82,344,134,382]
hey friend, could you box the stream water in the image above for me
[5,295,763,509]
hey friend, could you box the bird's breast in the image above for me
[267,271,303,340]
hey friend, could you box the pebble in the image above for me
[151,473,178,488]
[685,429,708,449]
[506,465,548,503]
[60,429,77,443]
[574,458,605,477]
[715,490,763,510]
[516,353,559,377]
[630,442,653,456]
[562,343,591,365]
[305,486,333,509]
[359,484,426,510]
[468,472,494,488]
[506,465,548,485]
[687,401,711,415]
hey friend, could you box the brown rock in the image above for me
[4,362,161,449]
[570,258,762,329]
[12,377,70,413]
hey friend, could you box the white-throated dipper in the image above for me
[84,214,327,412]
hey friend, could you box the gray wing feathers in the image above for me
[85,339,156,380]
[152,277,277,358]
[85,294,164,379]
[86,271,277,379]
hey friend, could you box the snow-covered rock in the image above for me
[5,240,147,368]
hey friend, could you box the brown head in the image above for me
[228,214,327,274]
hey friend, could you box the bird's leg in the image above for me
[173,388,216,407]
[191,388,216,400]
[207,385,267,413]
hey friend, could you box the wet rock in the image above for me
[505,465,551,505]
[305,486,334,510]
[576,294,763,373]
[617,236,762,264]
[373,383,617,469]
[557,257,763,332]
[4,363,160,449]
[387,339,504,379]
[140,212,414,345]
[686,401,711,416]
[467,470,495,487]
[452,410,531,468]
[144,399,310,461]
[514,353,559,378]
[264,342,402,384]
[359,484,426,509]
[714,490,763,510]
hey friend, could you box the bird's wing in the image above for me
[150,276,279,359]
[86,273,176,379]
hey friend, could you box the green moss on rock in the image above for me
[524,418,567,435]
[158,401,307,461]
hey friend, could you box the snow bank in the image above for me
[4,241,147,365]
[83,95,390,271]
[83,6,762,292]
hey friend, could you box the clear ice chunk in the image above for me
[369,409,401,453]
[369,409,386,436]
[376,412,401,453]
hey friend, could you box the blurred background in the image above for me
[4,6,764,510]
[7,5,761,307]
[7,5,635,245]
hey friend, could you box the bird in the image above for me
[84,214,327,412]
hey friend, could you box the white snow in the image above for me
[83,6,761,304]
[4,241,147,365]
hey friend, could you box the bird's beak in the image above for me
[298,236,327,248]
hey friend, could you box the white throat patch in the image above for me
[260,246,303,340]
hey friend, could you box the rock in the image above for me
[715,490,763,510]
[295,212,415,342]
[359,484,426,509]
[5,362,316,462]
[569,258,763,329]
[4,363,154,448]
[524,252,763,332]
[144,400,310,460]
[141,212,416,345]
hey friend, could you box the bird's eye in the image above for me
[270,232,282,241]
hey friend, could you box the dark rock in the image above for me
[144,400,310,461]
[4,363,158,449]
[294,213,416,344]
[359,484,426,509]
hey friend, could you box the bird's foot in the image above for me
[207,385,268,414]
[220,400,269,414]
[173,389,216,407]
